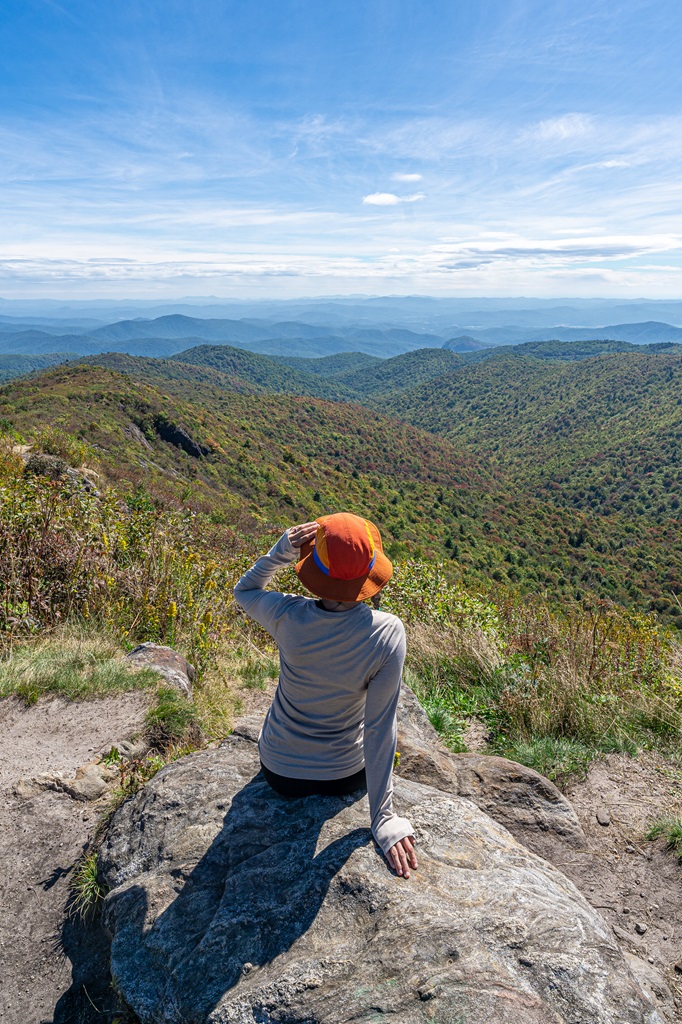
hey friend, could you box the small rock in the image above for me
[625,844,635,853]
[674,962,682,974]
[612,924,644,948]
[596,807,611,826]
[623,953,675,1013]
[622,908,631,915]
[115,738,149,761]
[12,773,63,798]
[61,763,114,801]
[125,643,195,697]
[648,956,655,964]
[634,923,648,936]
[230,716,264,744]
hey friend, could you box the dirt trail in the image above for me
[561,752,682,1014]
[0,694,148,790]
[0,694,149,1024]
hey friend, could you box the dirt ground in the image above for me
[562,752,682,1015]
[2,685,682,1023]
[0,693,150,1024]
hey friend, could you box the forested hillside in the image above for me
[381,350,682,521]
[1,354,681,625]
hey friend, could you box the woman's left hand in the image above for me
[388,835,418,878]
[288,522,318,549]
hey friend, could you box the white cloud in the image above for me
[362,192,425,206]
[392,172,423,182]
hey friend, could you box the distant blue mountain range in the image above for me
[0,305,680,361]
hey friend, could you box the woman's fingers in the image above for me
[388,839,416,878]
[402,835,419,869]
[390,845,406,877]
[288,522,318,549]
[401,835,417,868]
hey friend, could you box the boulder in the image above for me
[125,643,195,697]
[395,685,586,859]
[100,733,663,1024]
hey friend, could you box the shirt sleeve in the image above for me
[233,531,300,640]
[363,622,415,858]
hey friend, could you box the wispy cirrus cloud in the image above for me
[3,92,682,297]
[531,113,594,142]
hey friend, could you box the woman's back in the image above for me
[253,594,405,779]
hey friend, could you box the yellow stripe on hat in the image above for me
[364,520,375,558]
[314,524,331,571]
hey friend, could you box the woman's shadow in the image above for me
[54,766,372,1023]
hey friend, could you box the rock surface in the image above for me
[395,684,586,860]
[100,731,664,1024]
[125,642,196,696]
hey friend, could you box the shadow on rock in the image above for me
[100,766,370,1022]
[52,913,120,1024]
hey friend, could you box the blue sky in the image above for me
[2,0,682,297]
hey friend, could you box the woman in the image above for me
[233,511,418,878]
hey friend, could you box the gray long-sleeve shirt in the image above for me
[233,531,414,857]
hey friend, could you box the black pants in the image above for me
[260,762,366,798]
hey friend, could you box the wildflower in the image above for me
[168,601,178,619]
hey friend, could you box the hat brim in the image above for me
[295,518,393,601]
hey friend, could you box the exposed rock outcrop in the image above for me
[100,728,664,1024]
[153,415,210,458]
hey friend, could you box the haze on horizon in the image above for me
[2,0,682,300]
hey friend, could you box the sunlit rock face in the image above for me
[99,729,662,1024]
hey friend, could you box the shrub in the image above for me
[32,425,90,467]
[388,561,682,784]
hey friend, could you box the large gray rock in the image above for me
[100,733,663,1024]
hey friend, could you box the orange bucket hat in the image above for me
[295,512,393,601]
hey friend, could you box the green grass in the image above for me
[0,632,159,703]
[145,686,201,747]
[646,815,682,861]
[68,850,108,920]
[500,736,601,785]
